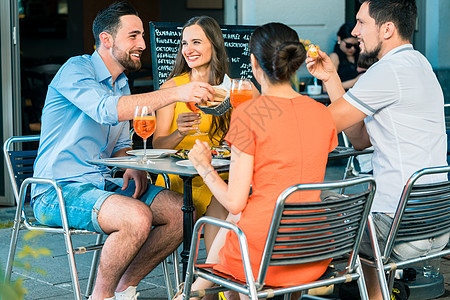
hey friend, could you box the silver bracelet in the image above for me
[201,168,216,182]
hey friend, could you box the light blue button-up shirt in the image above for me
[32,51,132,199]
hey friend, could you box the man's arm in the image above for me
[307,50,372,150]
[117,82,214,122]
[328,98,372,150]
[111,147,132,157]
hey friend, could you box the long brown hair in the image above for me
[168,16,231,145]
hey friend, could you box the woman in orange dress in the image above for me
[183,22,338,296]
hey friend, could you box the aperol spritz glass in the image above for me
[230,79,253,108]
[185,102,207,136]
[134,106,156,163]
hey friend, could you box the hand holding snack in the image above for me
[177,81,214,103]
[307,44,320,59]
[306,48,339,83]
[200,87,228,107]
[195,75,233,116]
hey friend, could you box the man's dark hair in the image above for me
[92,1,138,47]
[360,0,417,41]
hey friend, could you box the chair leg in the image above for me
[62,229,83,300]
[85,234,104,298]
[4,207,22,283]
[162,257,174,299]
[386,270,396,296]
[173,249,181,288]
[367,215,390,300]
[355,258,369,300]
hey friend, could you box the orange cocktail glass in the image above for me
[133,106,156,163]
[185,102,206,136]
[230,79,253,108]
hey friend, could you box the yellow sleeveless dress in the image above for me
[155,73,227,217]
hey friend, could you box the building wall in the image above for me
[438,0,450,68]
[159,0,224,24]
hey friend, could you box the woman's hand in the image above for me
[306,50,337,83]
[176,112,201,136]
[188,139,212,173]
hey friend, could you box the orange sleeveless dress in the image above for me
[214,95,338,287]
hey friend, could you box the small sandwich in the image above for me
[205,88,228,107]
[307,44,320,59]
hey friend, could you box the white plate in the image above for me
[126,149,177,157]
[175,159,230,168]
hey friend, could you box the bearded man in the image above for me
[31,2,214,299]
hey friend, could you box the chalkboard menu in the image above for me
[149,22,257,90]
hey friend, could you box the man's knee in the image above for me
[99,195,153,235]
[150,190,185,225]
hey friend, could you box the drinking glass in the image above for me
[423,258,440,278]
[133,106,156,163]
[185,102,207,136]
[230,79,253,108]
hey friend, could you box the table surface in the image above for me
[88,156,229,176]
[328,146,373,160]
[88,146,373,171]
[300,92,331,104]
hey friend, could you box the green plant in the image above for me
[0,221,14,229]
[0,231,51,299]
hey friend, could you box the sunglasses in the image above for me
[342,41,359,49]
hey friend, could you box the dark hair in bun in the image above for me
[249,23,306,83]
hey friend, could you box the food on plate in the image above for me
[211,147,231,158]
[307,44,320,59]
[171,147,231,159]
[171,149,190,159]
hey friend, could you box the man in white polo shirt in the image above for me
[307,0,447,299]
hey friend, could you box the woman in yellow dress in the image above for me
[152,16,231,253]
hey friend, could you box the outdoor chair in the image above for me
[181,176,376,300]
[360,165,450,300]
[3,135,180,299]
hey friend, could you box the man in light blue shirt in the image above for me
[31,2,214,299]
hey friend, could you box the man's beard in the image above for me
[112,46,141,72]
[360,40,382,61]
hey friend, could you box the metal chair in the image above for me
[3,135,104,300]
[182,176,376,300]
[3,135,180,299]
[360,166,450,300]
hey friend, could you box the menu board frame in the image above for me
[149,21,257,90]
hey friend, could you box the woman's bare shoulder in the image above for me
[329,52,340,67]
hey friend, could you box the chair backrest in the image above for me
[3,135,40,204]
[383,166,450,261]
[257,176,376,285]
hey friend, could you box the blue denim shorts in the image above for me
[32,179,165,234]
[360,212,450,261]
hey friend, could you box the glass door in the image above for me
[0,0,21,205]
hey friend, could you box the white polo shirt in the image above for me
[343,44,447,213]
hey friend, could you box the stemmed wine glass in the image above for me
[185,102,207,136]
[230,78,253,108]
[133,106,156,163]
